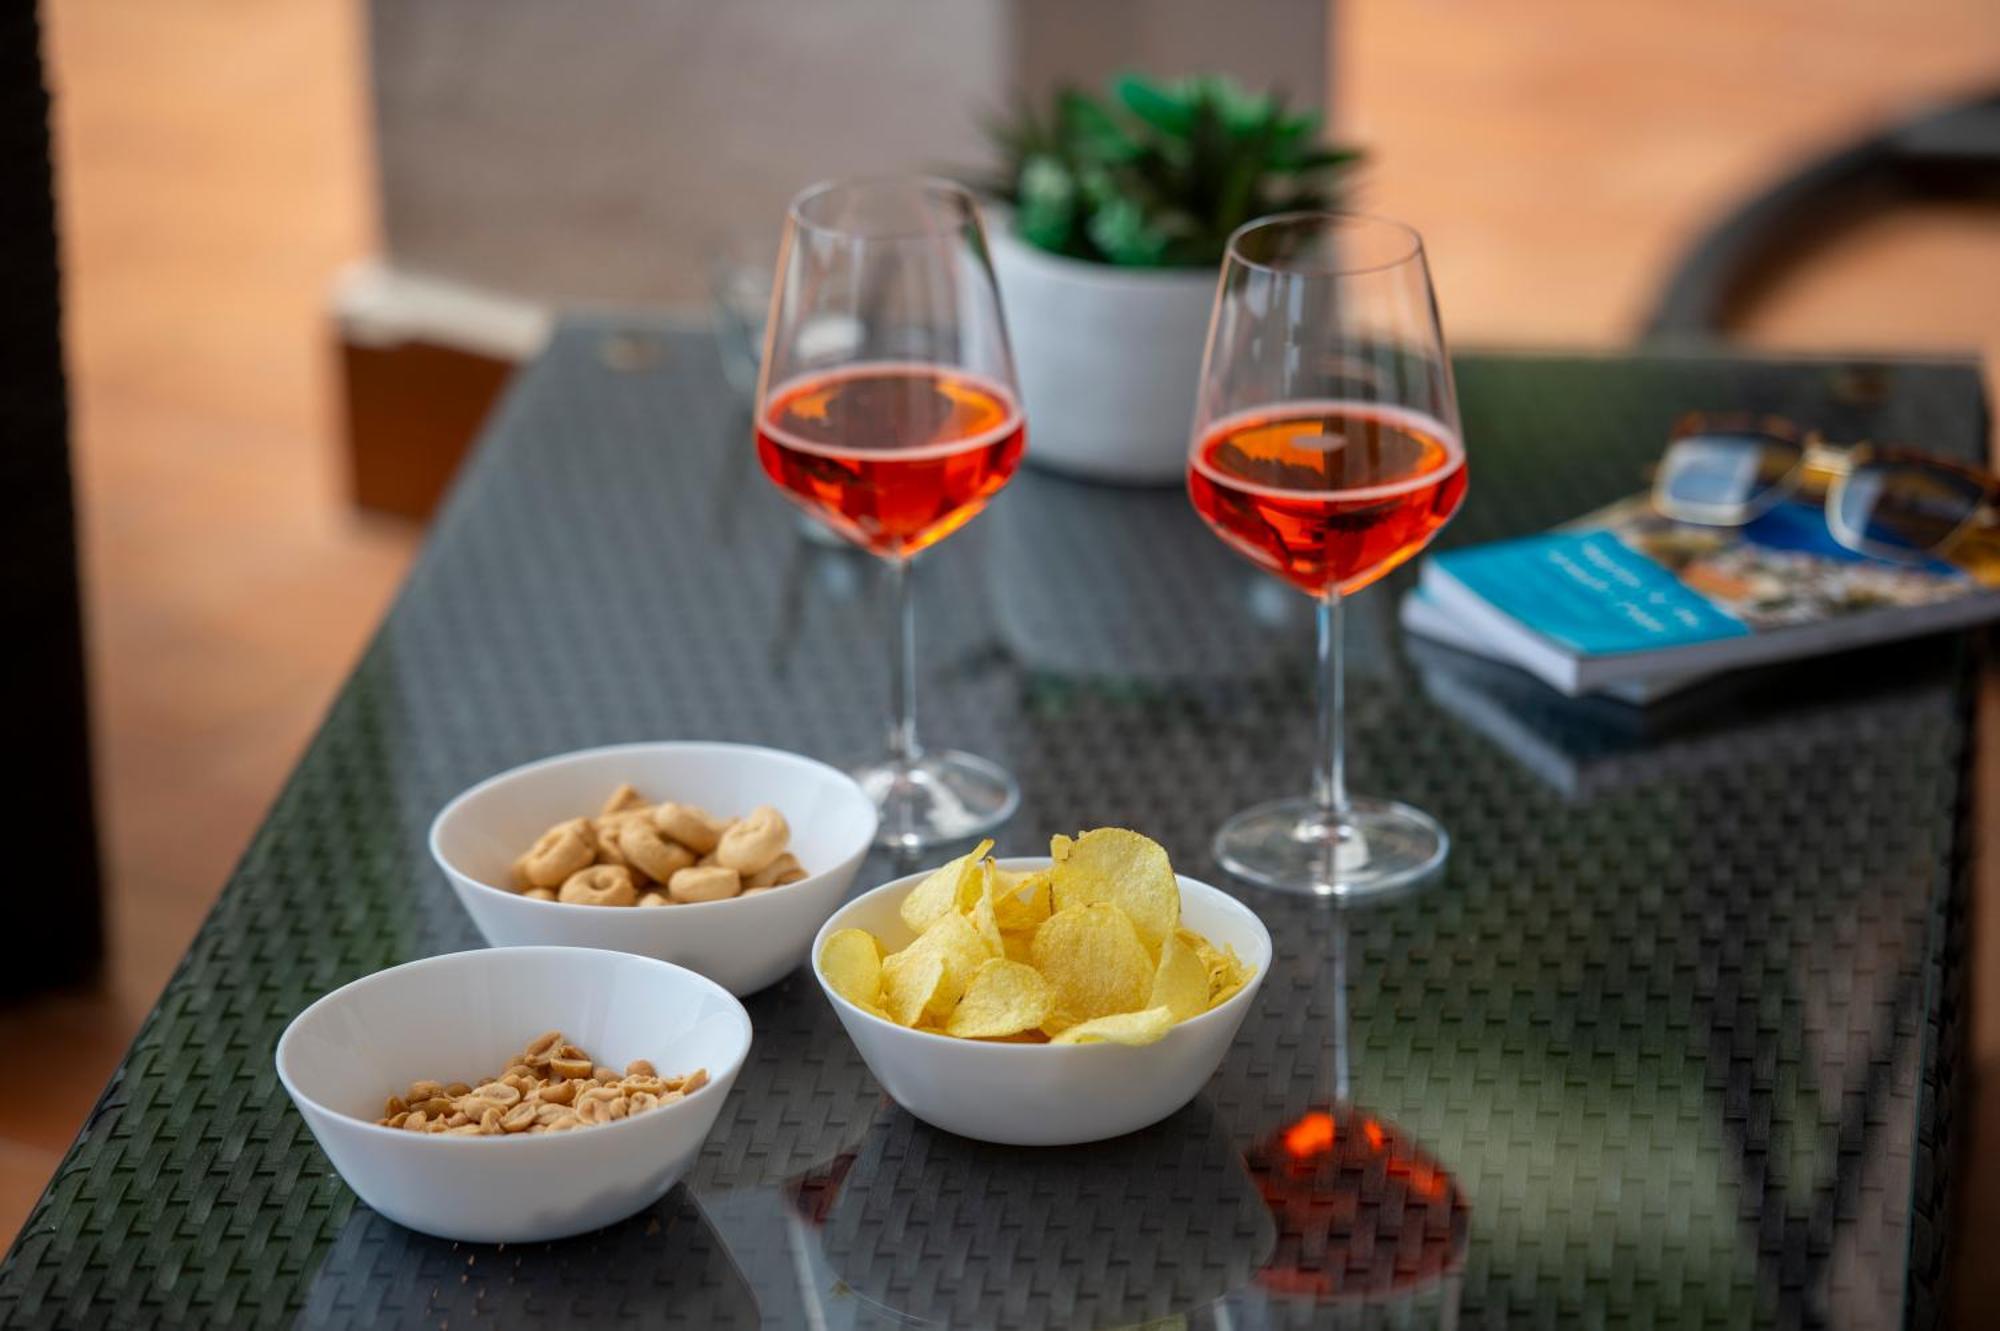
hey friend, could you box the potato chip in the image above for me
[1031,902,1152,1028]
[1150,932,1210,1022]
[880,949,948,1028]
[1178,926,1219,968]
[851,827,1255,1046]
[988,864,1053,933]
[968,889,1007,956]
[899,838,993,934]
[1206,942,1254,1009]
[1048,828,1179,957]
[1049,1005,1175,1046]
[946,958,1052,1039]
[900,911,995,1021]
[820,928,884,1012]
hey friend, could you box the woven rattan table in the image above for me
[2,323,1983,1328]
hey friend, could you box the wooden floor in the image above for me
[20,0,2000,1312]
[13,0,407,1239]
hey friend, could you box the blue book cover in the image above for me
[1417,495,2000,694]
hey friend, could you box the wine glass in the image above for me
[756,177,1025,851]
[1187,212,1467,897]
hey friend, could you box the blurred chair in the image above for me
[0,4,105,991]
[1646,86,2000,339]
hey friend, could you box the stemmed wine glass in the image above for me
[1187,213,1467,897]
[756,177,1025,851]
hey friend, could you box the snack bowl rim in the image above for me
[429,740,878,919]
[274,945,753,1147]
[811,856,1271,1051]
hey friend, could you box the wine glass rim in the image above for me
[787,174,980,240]
[1224,210,1427,278]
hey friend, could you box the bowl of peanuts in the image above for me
[430,742,879,995]
[275,945,751,1243]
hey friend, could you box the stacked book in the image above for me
[1403,493,2000,702]
[1401,493,2000,796]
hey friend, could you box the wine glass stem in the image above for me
[887,553,920,769]
[1313,591,1349,824]
[1327,909,1351,1105]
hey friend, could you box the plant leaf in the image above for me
[1115,73,1195,137]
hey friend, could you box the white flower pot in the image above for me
[990,225,1218,486]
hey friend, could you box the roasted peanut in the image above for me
[668,864,741,904]
[377,1031,705,1137]
[558,864,637,907]
[471,1081,520,1107]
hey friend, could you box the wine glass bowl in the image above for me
[1187,401,1466,598]
[1187,213,1466,898]
[756,178,1025,851]
[755,361,1025,558]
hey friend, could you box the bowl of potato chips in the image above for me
[812,829,1269,1146]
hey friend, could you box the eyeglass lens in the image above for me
[1655,431,1802,523]
[1834,460,1986,556]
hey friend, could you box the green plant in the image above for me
[979,73,1360,268]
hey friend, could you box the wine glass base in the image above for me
[853,750,1020,852]
[1214,795,1448,900]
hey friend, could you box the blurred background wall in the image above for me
[367,0,1325,307]
[20,0,2000,1299]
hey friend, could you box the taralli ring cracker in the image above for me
[503,785,809,907]
[819,829,1255,1045]
[521,818,595,889]
[559,864,638,907]
[714,805,790,875]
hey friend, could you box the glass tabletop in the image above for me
[0,325,1980,1328]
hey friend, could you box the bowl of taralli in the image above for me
[431,742,879,995]
[812,830,1270,1146]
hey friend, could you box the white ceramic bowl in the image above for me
[989,222,1216,484]
[431,742,879,995]
[276,946,751,1243]
[812,858,1271,1146]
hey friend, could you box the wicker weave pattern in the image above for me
[0,326,1979,1328]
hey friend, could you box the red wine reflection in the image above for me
[1245,1102,1468,1299]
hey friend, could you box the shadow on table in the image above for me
[296,1186,758,1329]
[1409,630,1965,802]
[775,1095,1275,1328]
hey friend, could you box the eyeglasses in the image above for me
[1651,412,2000,561]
